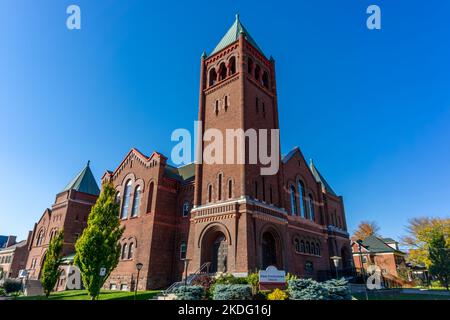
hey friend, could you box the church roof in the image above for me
[309,160,337,196]
[209,15,265,57]
[358,236,404,254]
[62,161,100,196]
[164,163,195,184]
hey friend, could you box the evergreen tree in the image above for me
[40,230,64,297]
[428,231,450,290]
[74,182,125,300]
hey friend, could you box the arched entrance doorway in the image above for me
[261,231,283,269]
[200,227,228,274]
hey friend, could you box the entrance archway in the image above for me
[261,230,283,269]
[200,227,228,273]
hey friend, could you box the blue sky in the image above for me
[0,0,449,242]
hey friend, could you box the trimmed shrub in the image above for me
[323,278,352,300]
[3,279,22,294]
[191,275,214,299]
[213,284,252,300]
[246,272,259,295]
[173,285,204,300]
[267,288,288,300]
[288,278,329,300]
[209,273,248,298]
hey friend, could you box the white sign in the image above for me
[99,267,106,277]
[259,266,285,284]
[18,269,28,278]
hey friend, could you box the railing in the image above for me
[162,262,212,296]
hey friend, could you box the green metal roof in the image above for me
[209,14,265,57]
[309,160,337,196]
[62,161,100,196]
[361,236,403,254]
[164,163,195,184]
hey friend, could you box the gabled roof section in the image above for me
[282,146,300,164]
[164,163,195,184]
[209,14,266,57]
[360,236,404,254]
[309,159,337,196]
[62,161,100,196]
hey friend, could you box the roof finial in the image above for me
[235,13,240,21]
[87,160,91,167]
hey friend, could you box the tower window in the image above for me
[228,57,236,75]
[255,65,261,80]
[219,62,227,81]
[180,242,187,260]
[262,71,269,88]
[128,243,134,259]
[182,201,190,217]
[224,96,228,111]
[147,182,154,213]
[228,179,233,199]
[248,58,254,75]
[215,100,219,115]
[298,181,305,218]
[209,68,217,87]
[308,195,315,222]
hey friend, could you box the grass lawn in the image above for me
[14,289,161,300]
[352,292,450,300]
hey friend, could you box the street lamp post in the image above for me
[330,256,341,279]
[356,240,369,300]
[134,262,143,301]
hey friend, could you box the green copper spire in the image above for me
[62,161,100,196]
[209,15,265,57]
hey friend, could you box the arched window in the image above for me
[300,240,305,253]
[294,239,300,252]
[209,68,217,86]
[182,201,190,217]
[218,174,222,201]
[228,57,236,75]
[262,71,269,88]
[228,180,233,199]
[131,186,141,217]
[180,242,187,260]
[248,58,254,75]
[289,185,297,215]
[254,65,261,80]
[36,229,45,246]
[306,242,311,254]
[121,180,132,219]
[224,95,228,111]
[215,100,219,116]
[147,182,154,213]
[121,243,128,260]
[219,62,227,81]
[311,243,316,255]
[308,195,315,221]
[297,181,306,218]
[316,243,321,256]
[208,185,212,203]
[128,243,134,259]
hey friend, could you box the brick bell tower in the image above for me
[187,15,286,275]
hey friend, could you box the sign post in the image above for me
[258,266,286,291]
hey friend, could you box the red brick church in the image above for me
[101,16,352,290]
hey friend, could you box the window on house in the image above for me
[294,239,300,252]
[218,174,222,201]
[121,180,132,219]
[120,284,128,291]
[180,242,187,260]
[182,201,190,217]
[308,195,315,221]
[215,100,219,116]
[305,261,314,273]
[306,242,310,254]
[208,185,212,203]
[121,243,128,260]
[147,182,154,213]
[224,95,228,111]
[316,243,321,256]
[297,181,306,218]
[110,284,117,290]
[131,186,141,217]
[311,243,316,255]
[128,243,134,259]
[228,180,232,199]
[289,185,297,215]
[255,65,261,80]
